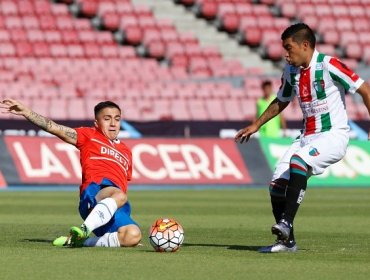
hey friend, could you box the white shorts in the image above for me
[272,129,349,181]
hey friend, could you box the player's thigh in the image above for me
[271,138,301,181]
[96,186,126,203]
[296,130,348,175]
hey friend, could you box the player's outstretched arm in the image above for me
[356,82,370,140]
[0,98,77,145]
[235,98,289,143]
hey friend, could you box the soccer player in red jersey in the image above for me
[235,23,370,253]
[0,99,141,248]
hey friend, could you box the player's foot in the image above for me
[69,224,90,248]
[52,236,72,247]
[271,219,291,240]
[258,240,298,253]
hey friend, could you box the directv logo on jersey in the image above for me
[313,79,325,92]
[309,146,320,156]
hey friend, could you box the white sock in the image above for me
[83,232,120,247]
[83,197,118,233]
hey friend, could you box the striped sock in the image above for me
[290,155,308,176]
[284,155,308,224]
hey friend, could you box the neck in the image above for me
[302,49,315,68]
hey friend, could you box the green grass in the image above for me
[0,188,370,280]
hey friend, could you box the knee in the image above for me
[269,178,288,198]
[112,191,127,208]
[118,226,142,247]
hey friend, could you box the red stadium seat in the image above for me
[39,15,57,30]
[33,42,50,57]
[344,44,362,60]
[34,1,52,15]
[79,1,99,18]
[0,43,16,56]
[44,30,62,43]
[67,98,87,120]
[62,30,80,44]
[15,42,33,57]
[49,98,67,120]
[340,31,358,46]
[336,17,353,32]
[197,1,218,20]
[17,1,35,15]
[205,99,227,120]
[50,44,68,57]
[146,40,166,60]
[5,16,23,29]
[265,44,284,61]
[122,26,143,46]
[0,30,10,42]
[1,1,18,16]
[221,13,239,33]
[56,16,75,30]
[280,3,296,19]
[102,12,121,31]
[352,17,370,32]
[322,30,340,45]
[318,44,337,57]
[22,16,40,29]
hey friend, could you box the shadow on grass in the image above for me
[22,238,54,244]
[183,243,261,251]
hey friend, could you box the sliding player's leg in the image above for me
[82,202,141,247]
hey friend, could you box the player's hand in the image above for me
[234,124,258,144]
[0,99,28,116]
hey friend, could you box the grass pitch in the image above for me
[0,188,369,280]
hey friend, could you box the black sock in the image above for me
[269,179,288,223]
[284,172,307,224]
[271,195,285,223]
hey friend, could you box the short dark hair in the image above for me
[281,23,316,48]
[94,101,121,118]
[261,80,272,88]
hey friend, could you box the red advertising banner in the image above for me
[0,171,6,188]
[3,136,252,185]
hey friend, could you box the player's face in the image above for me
[282,37,309,67]
[94,107,121,140]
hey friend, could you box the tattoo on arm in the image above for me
[27,111,49,130]
[25,110,77,142]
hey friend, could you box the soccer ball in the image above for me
[149,218,184,252]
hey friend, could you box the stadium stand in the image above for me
[0,0,369,122]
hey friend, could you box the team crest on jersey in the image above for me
[315,63,324,70]
[313,79,325,92]
[309,146,320,156]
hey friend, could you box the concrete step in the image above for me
[131,0,280,74]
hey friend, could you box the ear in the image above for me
[94,120,98,128]
[302,40,310,50]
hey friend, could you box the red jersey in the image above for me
[75,127,132,194]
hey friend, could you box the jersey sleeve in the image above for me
[74,127,93,149]
[327,57,364,94]
[277,65,295,102]
[127,152,133,181]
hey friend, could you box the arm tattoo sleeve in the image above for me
[26,111,49,130]
[26,111,77,141]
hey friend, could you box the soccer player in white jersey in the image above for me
[235,23,370,253]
